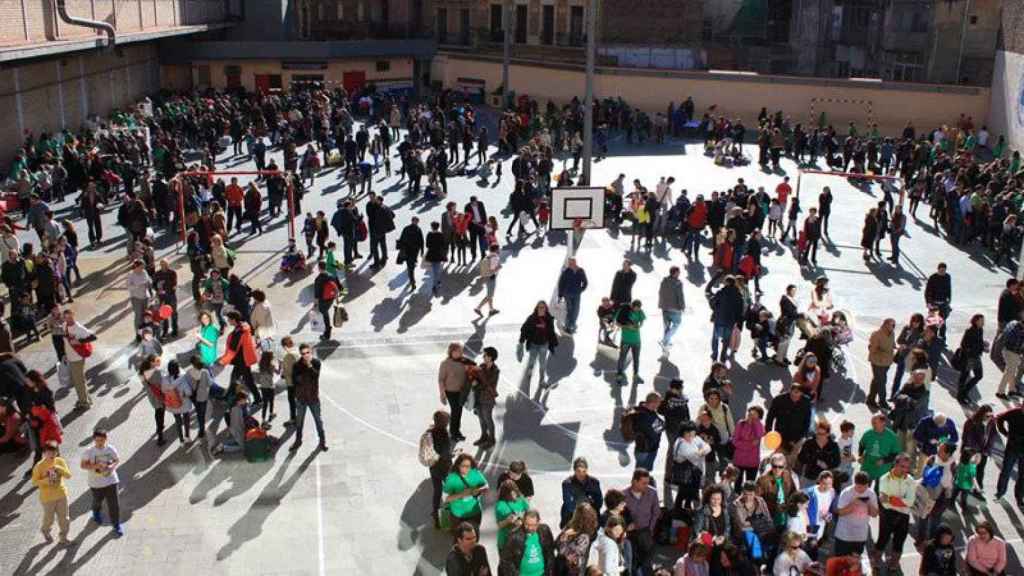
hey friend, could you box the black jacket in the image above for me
[464,201,488,227]
[560,475,603,528]
[998,289,1022,325]
[635,406,665,453]
[610,269,637,305]
[711,284,745,327]
[924,272,951,304]
[797,437,841,480]
[959,325,984,359]
[366,201,395,236]
[425,231,447,263]
[519,313,558,351]
[446,544,492,576]
[498,525,555,576]
[765,392,812,444]
[398,224,425,262]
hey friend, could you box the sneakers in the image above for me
[92,511,103,525]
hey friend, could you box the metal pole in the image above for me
[502,0,512,108]
[581,0,597,185]
[955,0,970,83]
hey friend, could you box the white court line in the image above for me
[315,458,326,576]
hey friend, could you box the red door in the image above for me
[254,74,272,94]
[343,71,367,94]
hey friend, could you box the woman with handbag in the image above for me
[555,503,598,576]
[670,421,711,513]
[139,354,168,447]
[441,453,488,532]
[163,360,194,444]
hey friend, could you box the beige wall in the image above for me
[1,43,159,166]
[988,51,1024,155]
[177,58,416,91]
[434,54,991,136]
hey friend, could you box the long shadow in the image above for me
[401,479,453,576]
[499,394,580,474]
[215,450,318,561]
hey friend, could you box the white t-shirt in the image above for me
[64,322,95,362]
[978,129,989,147]
[83,444,120,488]
[833,485,877,542]
[773,548,812,576]
[811,486,835,539]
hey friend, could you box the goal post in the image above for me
[170,170,299,248]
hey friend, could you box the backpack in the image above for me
[1004,321,1024,353]
[163,387,183,410]
[418,430,439,467]
[321,279,339,301]
[479,255,495,278]
[620,408,639,443]
[889,393,919,430]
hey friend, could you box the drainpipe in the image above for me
[955,0,970,83]
[56,0,116,47]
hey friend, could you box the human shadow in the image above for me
[400,479,453,576]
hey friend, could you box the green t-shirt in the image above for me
[198,324,220,366]
[495,497,529,549]
[520,532,545,576]
[620,310,646,346]
[955,462,976,490]
[442,469,487,518]
[859,428,902,480]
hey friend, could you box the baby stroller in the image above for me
[279,240,307,273]
[795,310,852,378]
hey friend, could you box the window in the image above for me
[460,8,471,45]
[541,5,554,45]
[569,6,584,46]
[515,5,527,43]
[703,17,713,41]
[969,15,977,25]
[437,8,448,43]
[337,3,343,20]
[490,4,503,42]
[376,61,390,72]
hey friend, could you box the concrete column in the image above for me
[13,68,25,139]
[56,61,67,130]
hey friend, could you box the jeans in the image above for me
[91,484,121,525]
[370,234,388,266]
[194,400,207,437]
[477,402,495,440]
[661,310,682,347]
[635,450,657,476]
[711,324,734,362]
[868,364,889,405]
[564,294,581,331]
[445,390,464,437]
[628,528,655,576]
[957,356,983,398]
[526,344,549,381]
[295,399,326,445]
[996,447,1024,500]
[683,230,702,259]
[130,297,148,332]
[891,356,908,399]
[430,261,443,295]
[318,300,333,340]
[617,342,641,376]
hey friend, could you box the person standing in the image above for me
[439,342,471,443]
[366,193,395,269]
[610,260,637,306]
[765,385,813,467]
[62,309,96,409]
[802,207,823,264]
[32,441,72,545]
[709,276,744,363]
[867,318,897,411]
[889,205,906,264]
[225,177,244,233]
[557,258,588,334]
[658,266,685,352]
[425,222,447,298]
[518,301,559,389]
[81,428,123,537]
[126,259,152,338]
[997,316,1024,400]
[219,312,261,401]
[632,393,664,479]
[464,196,489,260]
[874,453,916,572]
[833,472,879,556]
[994,404,1024,507]
[290,344,327,452]
[472,347,499,448]
[925,263,952,341]
[498,509,556,576]
[398,216,425,290]
[153,259,179,339]
[445,522,493,576]
[313,261,341,342]
[616,300,646,384]
[560,458,603,528]
[623,468,660,576]
[474,244,501,317]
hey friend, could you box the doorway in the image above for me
[515,4,527,43]
[542,5,553,45]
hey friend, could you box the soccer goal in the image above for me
[170,170,300,248]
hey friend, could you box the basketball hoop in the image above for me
[573,218,584,231]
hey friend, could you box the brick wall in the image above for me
[0,43,159,167]
[1003,0,1024,54]
[599,0,703,46]
[1,0,225,46]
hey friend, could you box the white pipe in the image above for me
[56,0,116,46]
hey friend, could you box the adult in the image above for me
[81,428,123,537]
[924,263,952,341]
[290,343,327,452]
[634,393,665,479]
[912,413,959,463]
[756,452,798,530]
[366,193,395,269]
[589,515,627,575]
[867,318,897,410]
[153,259,179,339]
[219,312,260,400]
[556,503,598,576]
[425,221,447,297]
[250,290,275,343]
[623,469,660,576]
[425,411,454,527]
[797,420,841,485]
[443,453,489,531]
[495,479,531,550]
[498,509,556,576]
[126,259,153,337]
[772,532,814,576]
[709,276,744,363]
[31,441,72,545]
[890,312,925,400]
[764,385,812,467]
[557,257,588,335]
[62,309,97,409]
[994,404,1024,506]
[560,457,603,529]
[397,216,425,289]
[832,472,879,556]
[956,314,986,403]
[966,521,1007,576]
[858,414,902,484]
[518,301,559,389]
[875,453,916,571]
[732,406,766,491]
[193,311,221,367]
[445,522,493,576]
[472,347,499,448]
[438,342,471,442]
[313,261,341,342]
[464,196,489,260]
[610,260,637,306]
[996,316,1024,400]
[658,266,686,351]
[670,421,711,513]
[474,243,501,317]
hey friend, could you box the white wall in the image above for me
[989,50,1024,153]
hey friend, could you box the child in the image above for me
[837,421,856,486]
[256,350,279,427]
[382,146,392,177]
[767,198,783,239]
[536,200,550,231]
[485,216,499,251]
[925,305,945,339]
[280,239,306,272]
[302,213,316,258]
[953,447,980,509]
[280,337,299,426]
[133,327,163,374]
[46,305,66,362]
[325,241,341,278]
[597,297,618,348]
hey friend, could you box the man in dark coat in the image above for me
[365,194,395,269]
[397,217,425,289]
[610,259,637,305]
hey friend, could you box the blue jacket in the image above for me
[560,475,603,528]
[557,267,589,299]
[913,416,959,456]
[804,486,837,537]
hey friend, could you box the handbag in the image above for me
[748,512,776,542]
[951,348,966,371]
[333,305,349,328]
[671,459,702,489]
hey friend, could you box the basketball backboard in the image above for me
[550,187,606,230]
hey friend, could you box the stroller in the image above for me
[279,240,307,273]
[795,310,853,378]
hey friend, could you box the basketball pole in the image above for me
[581,0,597,186]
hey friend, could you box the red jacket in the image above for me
[30,406,62,446]
[219,324,260,367]
[687,202,708,230]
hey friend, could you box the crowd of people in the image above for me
[0,81,1022,576]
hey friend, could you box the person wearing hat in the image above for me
[32,441,72,544]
